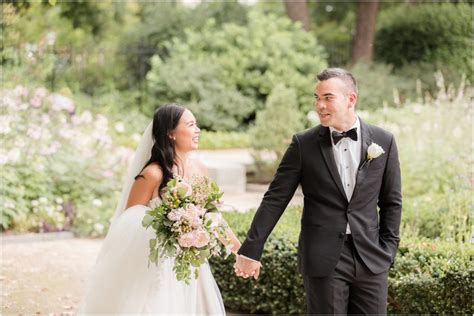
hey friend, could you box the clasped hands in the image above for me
[233,254,261,280]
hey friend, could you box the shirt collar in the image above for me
[329,115,360,144]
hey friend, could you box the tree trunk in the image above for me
[283,0,311,32]
[351,0,379,64]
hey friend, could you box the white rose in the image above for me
[367,143,385,160]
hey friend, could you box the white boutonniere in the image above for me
[367,143,385,161]
[360,143,385,169]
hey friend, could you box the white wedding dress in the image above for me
[79,197,226,314]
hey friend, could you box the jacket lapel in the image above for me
[319,127,348,201]
[351,118,373,202]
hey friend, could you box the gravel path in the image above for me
[2,239,101,314]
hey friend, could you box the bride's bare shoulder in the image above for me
[137,163,163,182]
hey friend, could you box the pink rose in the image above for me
[194,230,210,248]
[176,181,192,197]
[178,230,210,248]
[178,232,195,248]
[167,208,184,222]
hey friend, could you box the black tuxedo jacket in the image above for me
[238,118,402,277]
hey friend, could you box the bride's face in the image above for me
[171,110,200,152]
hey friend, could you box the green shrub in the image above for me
[250,84,304,160]
[147,9,327,131]
[211,209,473,314]
[350,62,418,110]
[199,130,251,150]
[375,3,472,81]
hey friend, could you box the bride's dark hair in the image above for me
[136,103,186,195]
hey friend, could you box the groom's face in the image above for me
[314,77,356,130]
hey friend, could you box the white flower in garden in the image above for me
[14,85,28,98]
[114,122,125,133]
[14,138,26,148]
[29,97,42,108]
[367,143,385,161]
[31,200,39,207]
[34,87,48,99]
[4,201,15,209]
[94,223,104,234]
[102,170,114,178]
[55,197,64,204]
[0,120,11,134]
[92,199,103,207]
[41,114,50,124]
[48,93,75,113]
[80,111,93,124]
[39,197,48,204]
[46,206,54,216]
[59,129,74,139]
[34,163,45,171]
[7,148,21,163]
[27,127,42,140]
[94,114,109,133]
[2,96,17,109]
[0,154,7,165]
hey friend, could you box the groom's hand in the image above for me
[234,255,261,280]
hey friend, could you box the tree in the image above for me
[351,0,379,64]
[283,0,311,31]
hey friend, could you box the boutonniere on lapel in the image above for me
[360,143,385,169]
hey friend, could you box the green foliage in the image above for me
[375,3,473,80]
[118,1,248,84]
[250,84,304,160]
[147,9,327,131]
[199,131,250,150]
[350,62,420,110]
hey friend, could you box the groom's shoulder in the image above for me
[294,126,322,142]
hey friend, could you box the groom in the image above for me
[235,68,402,314]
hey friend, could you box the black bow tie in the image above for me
[331,128,358,145]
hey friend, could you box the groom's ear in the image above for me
[348,92,357,109]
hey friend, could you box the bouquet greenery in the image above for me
[142,175,231,283]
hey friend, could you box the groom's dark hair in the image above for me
[317,68,358,95]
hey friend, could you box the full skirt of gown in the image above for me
[79,203,226,315]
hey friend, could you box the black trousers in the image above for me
[303,235,388,315]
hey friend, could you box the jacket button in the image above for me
[347,208,352,213]
[339,232,345,238]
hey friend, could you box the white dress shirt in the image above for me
[329,116,361,234]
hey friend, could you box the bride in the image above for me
[79,104,242,314]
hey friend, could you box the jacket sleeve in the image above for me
[238,135,302,261]
[377,135,402,262]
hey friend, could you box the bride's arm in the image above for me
[125,165,163,209]
[195,160,241,254]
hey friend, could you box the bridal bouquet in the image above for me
[142,176,231,284]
